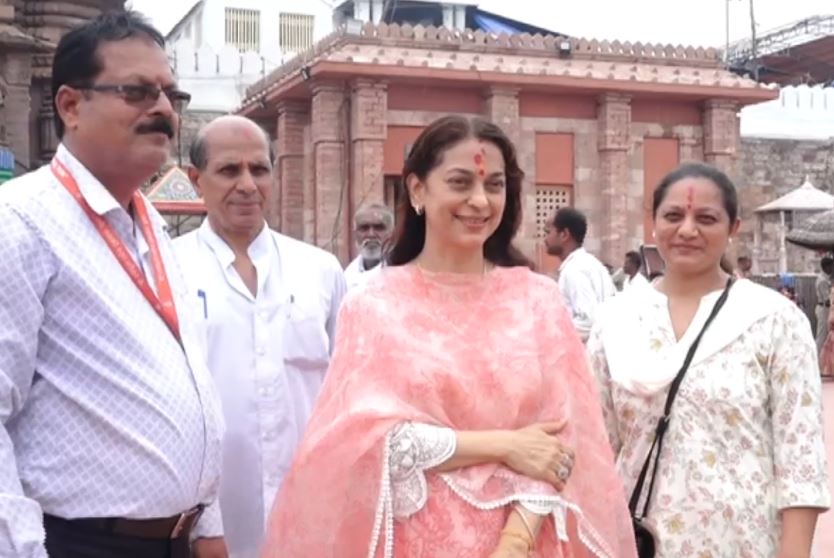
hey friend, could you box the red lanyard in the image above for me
[51,158,181,341]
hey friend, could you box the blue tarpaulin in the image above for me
[473,12,525,35]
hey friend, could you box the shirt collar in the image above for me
[55,143,125,217]
[559,247,586,271]
[198,218,271,270]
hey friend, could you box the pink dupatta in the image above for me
[261,266,635,558]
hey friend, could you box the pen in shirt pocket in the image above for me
[197,289,208,318]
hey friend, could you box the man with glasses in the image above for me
[344,203,394,290]
[0,11,223,558]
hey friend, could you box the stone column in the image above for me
[311,81,350,263]
[0,1,14,154]
[483,86,534,255]
[703,99,739,175]
[275,100,308,238]
[0,52,34,169]
[483,86,520,147]
[703,99,741,265]
[597,93,631,266]
[349,79,387,256]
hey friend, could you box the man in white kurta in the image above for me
[173,116,346,557]
[622,250,651,292]
[344,203,393,291]
[544,208,615,341]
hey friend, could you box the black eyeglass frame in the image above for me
[71,83,191,113]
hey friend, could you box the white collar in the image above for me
[55,143,125,217]
[559,247,586,271]
[197,219,271,269]
[598,279,784,395]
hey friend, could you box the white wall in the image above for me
[188,0,334,63]
[168,0,336,112]
[170,42,279,111]
[741,85,834,140]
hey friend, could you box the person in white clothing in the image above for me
[622,250,650,291]
[173,115,346,558]
[544,207,615,341]
[0,12,223,558]
[344,203,393,290]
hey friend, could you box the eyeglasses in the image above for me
[74,83,191,113]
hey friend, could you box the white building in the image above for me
[741,85,834,140]
[166,0,336,111]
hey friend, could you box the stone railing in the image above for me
[243,22,723,102]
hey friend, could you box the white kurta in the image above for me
[623,272,650,292]
[344,255,382,291]
[557,248,616,340]
[589,280,830,557]
[174,221,346,558]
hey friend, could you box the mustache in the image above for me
[136,118,175,139]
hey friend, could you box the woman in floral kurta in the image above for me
[588,162,830,558]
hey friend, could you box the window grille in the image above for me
[535,186,571,238]
[225,7,260,52]
[278,12,315,52]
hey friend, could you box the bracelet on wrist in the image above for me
[499,528,533,552]
[513,505,536,540]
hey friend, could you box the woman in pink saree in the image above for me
[261,116,635,558]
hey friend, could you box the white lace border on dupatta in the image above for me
[365,431,616,558]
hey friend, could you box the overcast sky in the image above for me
[128,0,833,48]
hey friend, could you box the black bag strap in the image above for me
[628,278,734,520]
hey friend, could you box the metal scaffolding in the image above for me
[726,15,834,64]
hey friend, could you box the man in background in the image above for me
[736,255,753,279]
[544,208,615,341]
[623,250,650,291]
[344,203,394,290]
[815,255,834,353]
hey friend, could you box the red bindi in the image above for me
[474,150,486,178]
[686,186,694,210]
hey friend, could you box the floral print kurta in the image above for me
[588,283,830,558]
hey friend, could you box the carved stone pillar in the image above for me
[349,78,387,257]
[597,93,631,266]
[311,81,350,262]
[703,99,740,176]
[275,100,308,238]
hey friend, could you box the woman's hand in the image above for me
[487,534,530,558]
[501,419,574,490]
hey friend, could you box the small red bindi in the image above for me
[474,150,486,177]
[686,186,694,210]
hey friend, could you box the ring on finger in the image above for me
[556,464,570,481]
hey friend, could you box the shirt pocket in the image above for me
[283,304,329,371]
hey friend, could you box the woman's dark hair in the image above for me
[386,115,532,268]
[51,10,165,139]
[652,162,739,225]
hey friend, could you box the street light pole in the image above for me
[725,0,730,61]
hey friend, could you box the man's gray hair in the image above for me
[354,202,394,230]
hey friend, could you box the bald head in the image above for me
[189,115,274,170]
[187,115,275,245]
